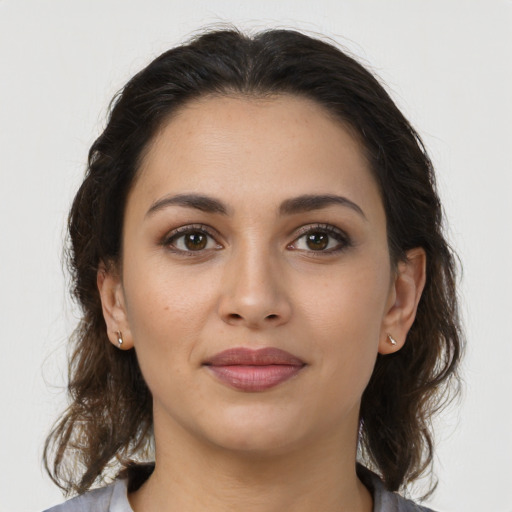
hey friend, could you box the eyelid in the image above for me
[160,222,351,255]
[162,224,223,253]
[287,223,351,253]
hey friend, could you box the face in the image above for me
[101,95,410,457]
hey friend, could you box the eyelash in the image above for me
[162,224,221,256]
[162,223,351,256]
[288,224,351,254]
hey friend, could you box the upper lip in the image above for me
[204,347,305,367]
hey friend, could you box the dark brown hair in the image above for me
[44,27,463,496]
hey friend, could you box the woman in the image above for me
[44,27,462,512]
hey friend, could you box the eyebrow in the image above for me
[146,193,230,217]
[279,194,367,220]
[146,193,366,220]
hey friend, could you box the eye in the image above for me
[288,224,350,253]
[164,225,221,253]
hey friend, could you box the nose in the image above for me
[217,244,292,329]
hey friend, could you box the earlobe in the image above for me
[379,247,426,355]
[97,261,134,350]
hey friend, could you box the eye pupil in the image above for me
[185,232,207,250]
[306,232,329,250]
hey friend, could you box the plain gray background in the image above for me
[1,1,511,511]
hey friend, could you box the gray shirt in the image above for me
[44,467,434,512]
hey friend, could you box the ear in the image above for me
[379,247,427,355]
[97,261,134,350]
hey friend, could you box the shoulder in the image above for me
[42,479,131,512]
[357,465,436,512]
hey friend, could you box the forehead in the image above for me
[132,94,383,221]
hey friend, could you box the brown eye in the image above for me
[166,226,220,253]
[184,232,207,251]
[306,232,329,251]
[289,225,350,253]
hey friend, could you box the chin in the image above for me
[211,429,303,457]
[201,404,311,455]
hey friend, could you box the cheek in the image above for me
[121,258,221,369]
[299,259,391,340]
[295,259,391,390]
[124,255,215,320]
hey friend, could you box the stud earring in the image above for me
[116,331,123,349]
[387,333,398,346]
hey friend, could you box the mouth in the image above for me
[203,347,306,392]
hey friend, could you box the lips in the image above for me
[203,347,306,392]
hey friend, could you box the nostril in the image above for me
[266,314,278,320]
[229,313,243,320]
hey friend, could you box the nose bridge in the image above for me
[218,236,291,328]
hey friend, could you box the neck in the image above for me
[129,413,372,512]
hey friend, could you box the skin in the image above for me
[98,94,426,512]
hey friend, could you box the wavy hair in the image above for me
[44,27,463,496]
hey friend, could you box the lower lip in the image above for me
[206,364,304,392]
